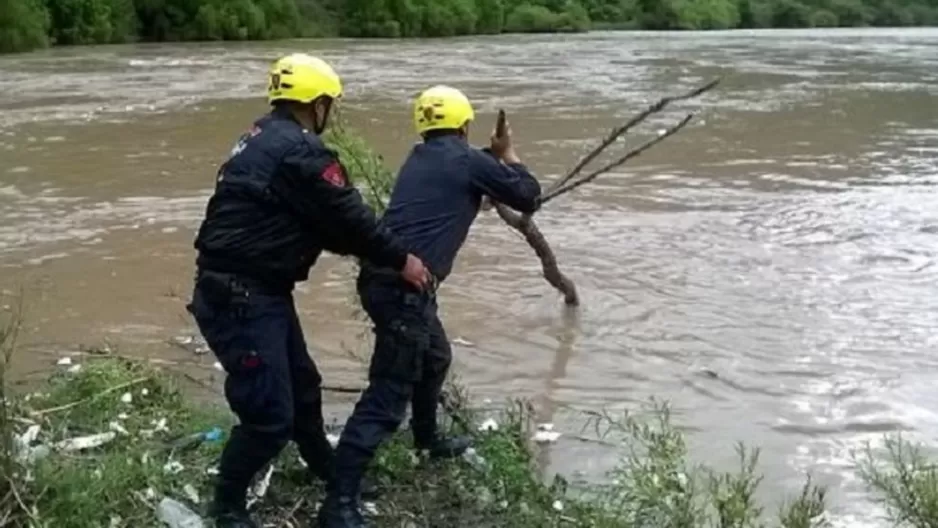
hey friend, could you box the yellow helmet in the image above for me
[413,85,475,135]
[267,53,343,105]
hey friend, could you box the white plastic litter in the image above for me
[247,465,275,509]
[533,423,561,444]
[141,388,150,396]
[57,432,117,452]
[462,447,488,471]
[451,337,475,347]
[183,484,200,505]
[56,357,72,366]
[157,497,205,528]
[478,418,499,432]
[163,460,185,474]
[552,500,564,511]
[152,417,169,433]
[109,421,129,436]
[118,413,129,420]
[120,392,133,404]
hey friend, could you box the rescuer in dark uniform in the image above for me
[186,53,430,528]
[318,85,543,528]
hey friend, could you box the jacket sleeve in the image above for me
[269,141,409,271]
[469,148,542,214]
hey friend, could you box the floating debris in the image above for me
[552,500,564,512]
[120,392,133,404]
[141,388,150,397]
[533,423,561,444]
[56,357,73,366]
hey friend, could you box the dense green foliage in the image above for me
[1,0,937,53]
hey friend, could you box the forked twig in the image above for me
[542,113,695,204]
[547,78,720,194]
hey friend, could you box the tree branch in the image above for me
[547,78,721,194]
[493,204,579,306]
[541,113,695,204]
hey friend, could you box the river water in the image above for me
[2,28,938,524]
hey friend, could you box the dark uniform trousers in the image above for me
[332,264,452,497]
[187,270,335,508]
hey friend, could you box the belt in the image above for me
[195,269,292,296]
[360,262,439,297]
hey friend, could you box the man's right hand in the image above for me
[490,122,521,165]
[401,253,431,291]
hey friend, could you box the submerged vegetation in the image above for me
[2,0,938,53]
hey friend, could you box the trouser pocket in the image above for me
[369,317,429,383]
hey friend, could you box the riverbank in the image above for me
[2,319,938,526]
[3,0,938,54]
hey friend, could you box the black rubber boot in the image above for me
[317,494,368,528]
[208,485,258,528]
[415,434,472,459]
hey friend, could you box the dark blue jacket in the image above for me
[194,108,408,291]
[379,134,542,282]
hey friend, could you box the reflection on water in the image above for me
[1,28,938,525]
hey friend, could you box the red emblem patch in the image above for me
[321,161,346,187]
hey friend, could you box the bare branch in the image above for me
[548,78,721,194]
[494,204,579,306]
[541,113,696,205]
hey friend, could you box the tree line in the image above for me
[2,0,937,54]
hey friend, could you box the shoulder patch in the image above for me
[321,161,347,187]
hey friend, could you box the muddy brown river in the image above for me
[2,28,938,524]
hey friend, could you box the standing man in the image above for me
[318,86,543,528]
[187,53,430,528]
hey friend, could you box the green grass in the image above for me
[0,351,934,528]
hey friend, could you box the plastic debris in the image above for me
[14,425,47,464]
[168,427,223,452]
[141,388,150,396]
[478,418,499,432]
[552,500,564,511]
[56,357,72,366]
[533,423,561,444]
[206,467,220,476]
[109,421,129,436]
[120,392,133,404]
[152,418,169,433]
[57,432,117,452]
[462,447,488,471]
[163,460,185,474]
[183,484,200,505]
[145,487,157,499]
[451,337,475,347]
[246,465,274,509]
[157,497,205,528]
[118,412,129,420]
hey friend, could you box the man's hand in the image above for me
[490,122,521,165]
[401,253,431,291]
